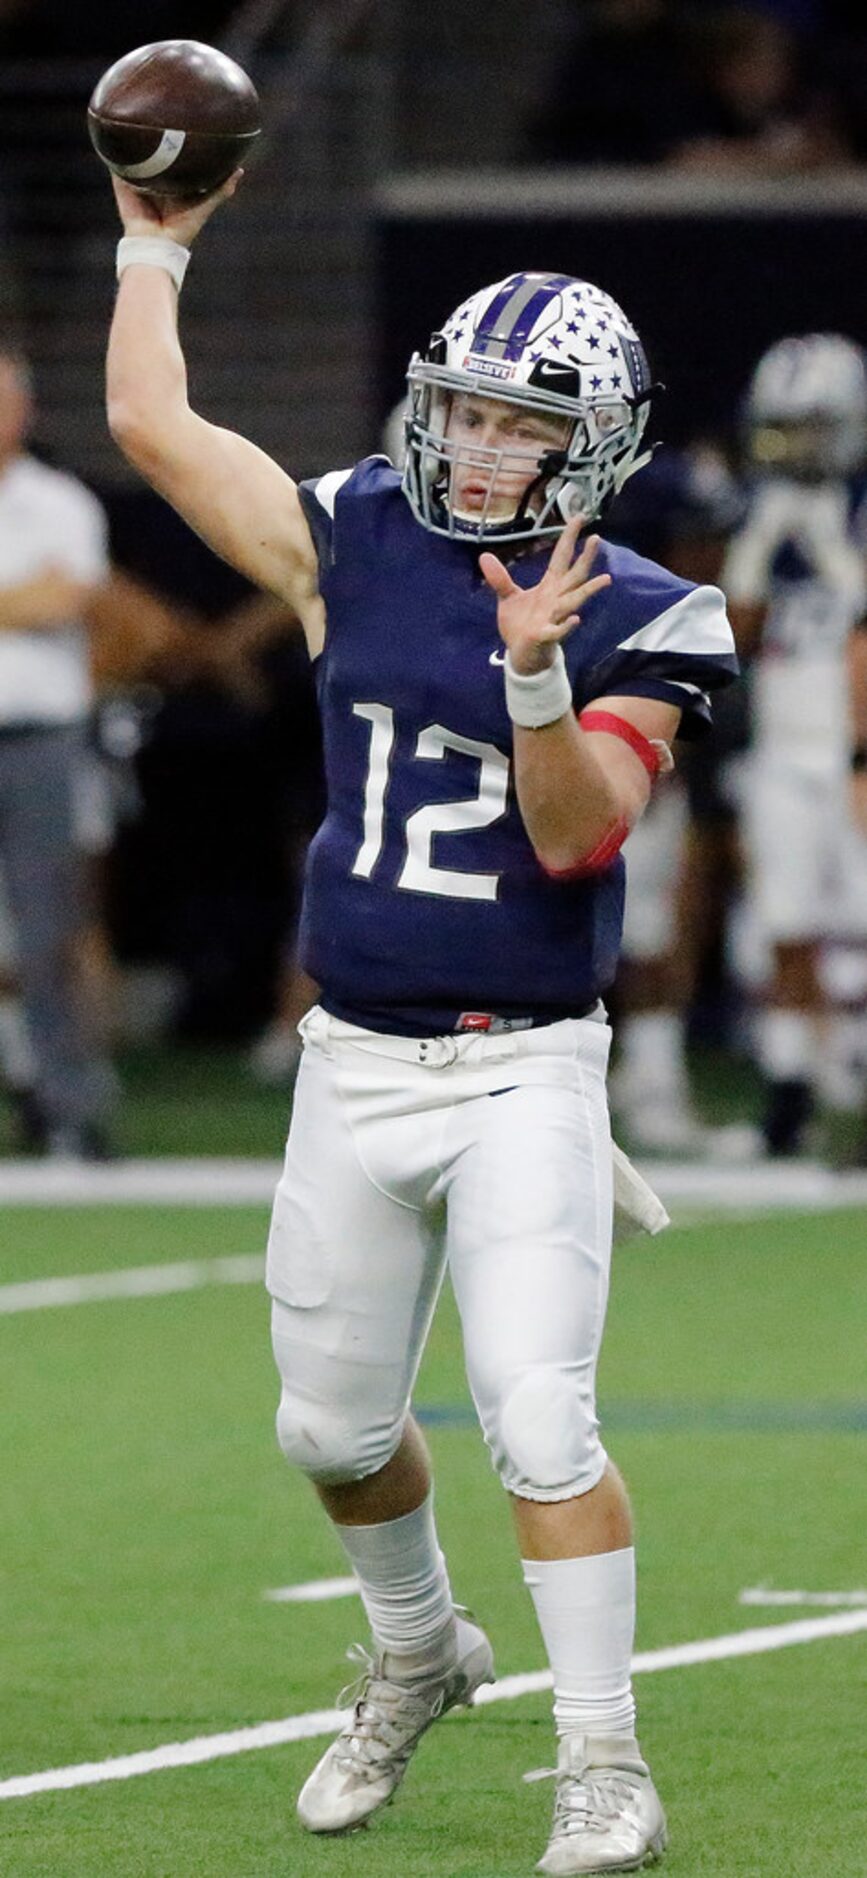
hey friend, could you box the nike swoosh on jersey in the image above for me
[489,649,506,665]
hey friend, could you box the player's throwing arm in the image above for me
[105,170,324,653]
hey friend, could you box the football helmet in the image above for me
[402,271,656,542]
[745,334,867,481]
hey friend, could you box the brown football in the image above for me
[88,39,261,199]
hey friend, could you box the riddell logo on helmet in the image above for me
[463,355,518,382]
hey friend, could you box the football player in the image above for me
[106,175,736,1876]
[608,444,746,1153]
[723,334,867,1155]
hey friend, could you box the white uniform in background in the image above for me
[729,478,867,936]
[0,454,105,727]
[611,443,744,1154]
[610,782,699,1150]
[0,451,114,1148]
[722,334,867,1121]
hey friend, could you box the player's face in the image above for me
[750,414,838,479]
[444,394,570,522]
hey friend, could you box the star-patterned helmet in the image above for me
[746,334,867,480]
[402,271,656,543]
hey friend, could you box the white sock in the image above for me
[335,1490,458,1678]
[758,1009,814,1082]
[522,1547,637,1739]
[619,1012,687,1100]
[0,995,36,1086]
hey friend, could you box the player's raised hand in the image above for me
[479,514,611,674]
[112,171,244,249]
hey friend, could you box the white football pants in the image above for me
[745,757,867,943]
[268,1004,614,1502]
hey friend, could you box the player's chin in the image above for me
[452,484,522,519]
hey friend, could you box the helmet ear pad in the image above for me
[555,480,591,526]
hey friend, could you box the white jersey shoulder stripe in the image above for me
[654,679,711,710]
[311,456,394,520]
[311,467,354,519]
[617,584,734,659]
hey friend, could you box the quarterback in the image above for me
[106,174,736,1875]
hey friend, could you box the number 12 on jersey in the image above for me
[351,702,510,902]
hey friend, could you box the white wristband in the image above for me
[504,645,573,728]
[116,235,191,293]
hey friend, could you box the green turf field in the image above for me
[0,1046,293,1161]
[1,1201,865,1877]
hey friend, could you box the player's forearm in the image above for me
[0,572,88,632]
[215,591,300,651]
[107,269,190,465]
[513,714,645,873]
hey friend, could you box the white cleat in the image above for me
[531,1733,667,1875]
[297,1613,495,1834]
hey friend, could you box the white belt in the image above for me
[302,1005,603,1069]
[320,1015,518,1067]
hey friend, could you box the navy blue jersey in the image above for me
[298,458,737,1035]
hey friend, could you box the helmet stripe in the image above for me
[472,272,574,362]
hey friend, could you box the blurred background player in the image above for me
[0,336,261,1154]
[0,341,117,1158]
[722,332,867,1155]
[608,443,748,1152]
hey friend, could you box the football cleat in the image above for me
[297,1611,495,1834]
[528,1732,667,1875]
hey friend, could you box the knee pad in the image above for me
[275,1390,401,1485]
[495,1365,607,1501]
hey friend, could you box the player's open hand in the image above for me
[479,514,611,674]
[112,170,244,249]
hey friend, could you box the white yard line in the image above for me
[740,1587,867,1608]
[267,1577,867,1612]
[649,1160,867,1211]
[2,1155,866,1317]
[0,1158,282,1205]
[264,1577,359,1604]
[1,1609,865,1802]
[1,1155,867,1211]
[0,1254,264,1315]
